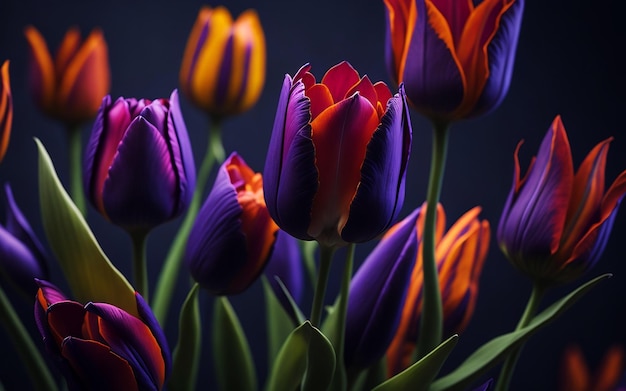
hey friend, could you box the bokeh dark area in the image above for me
[1,1,625,390]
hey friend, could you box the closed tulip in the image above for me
[179,6,265,121]
[34,279,170,391]
[186,152,278,295]
[498,116,626,285]
[263,61,412,249]
[0,184,49,296]
[384,0,524,122]
[386,203,490,375]
[24,26,110,125]
[83,90,196,233]
[0,60,12,163]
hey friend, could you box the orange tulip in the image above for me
[24,26,110,125]
[0,60,12,163]
[560,345,624,391]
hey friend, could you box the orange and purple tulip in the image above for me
[0,60,12,163]
[0,184,49,295]
[34,279,171,391]
[386,203,490,375]
[497,116,626,285]
[185,152,278,295]
[179,6,265,121]
[24,25,110,125]
[83,90,196,233]
[263,61,412,249]
[384,0,524,122]
[560,344,624,391]
[344,207,421,370]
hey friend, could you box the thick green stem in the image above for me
[415,121,450,359]
[0,285,57,391]
[131,230,149,301]
[310,245,335,327]
[335,244,355,391]
[494,283,545,391]
[67,125,86,216]
[152,121,224,325]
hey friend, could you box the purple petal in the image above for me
[472,378,494,391]
[168,90,196,217]
[473,0,525,117]
[344,208,421,369]
[342,85,412,242]
[83,95,111,201]
[135,291,171,380]
[102,116,177,231]
[0,225,46,294]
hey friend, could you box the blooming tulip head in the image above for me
[34,279,171,391]
[384,0,524,122]
[0,60,12,163]
[24,25,110,126]
[263,61,412,249]
[186,152,278,295]
[179,6,266,121]
[0,184,49,296]
[386,203,490,375]
[497,116,626,286]
[84,90,196,234]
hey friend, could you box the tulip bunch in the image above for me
[1,1,625,391]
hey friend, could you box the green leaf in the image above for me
[265,320,336,391]
[372,334,458,391]
[36,138,137,316]
[263,276,297,364]
[301,240,318,289]
[168,283,201,391]
[430,273,612,391]
[275,276,306,324]
[213,297,257,391]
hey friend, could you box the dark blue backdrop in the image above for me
[1,1,625,390]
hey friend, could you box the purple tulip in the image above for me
[34,279,171,391]
[0,183,49,295]
[263,62,412,249]
[84,89,195,233]
[344,207,421,370]
[498,116,626,285]
[263,229,304,317]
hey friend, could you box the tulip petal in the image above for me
[24,26,56,111]
[320,61,360,102]
[54,28,81,78]
[0,60,12,163]
[102,116,177,230]
[46,301,88,347]
[342,87,411,242]
[432,0,473,44]
[0,225,45,293]
[135,292,171,378]
[234,10,265,113]
[383,0,414,84]
[263,76,317,240]
[61,337,139,391]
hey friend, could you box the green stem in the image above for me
[67,125,86,216]
[494,283,545,391]
[333,243,355,391]
[0,285,57,391]
[131,230,149,301]
[310,244,335,327]
[415,121,450,359]
[152,121,224,325]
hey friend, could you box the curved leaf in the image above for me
[263,276,297,364]
[168,283,201,391]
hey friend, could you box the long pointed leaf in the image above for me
[430,274,612,391]
[302,324,336,391]
[169,283,201,391]
[36,138,137,316]
[263,276,297,364]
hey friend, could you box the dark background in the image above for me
[1,0,625,390]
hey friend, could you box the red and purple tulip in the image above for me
[263,61,412,249]
[0,60,12,163]
[386,203,490,375]
[497,116,626,285]
[185,152,278,295]
[560,344,624,391]
[0,184,49,295]
[24,25,110,125]
[34,279,171,391]
[84,90,196,233]
[179,6,266,121]
[384,0,524,122]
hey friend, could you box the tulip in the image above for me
[560,345,623,391]
[34,279,171,391]
[179,6,266,121]
[497,116,626,286]
[263,229,304,317]
[186,152,278,295]
[344,207,421,370]
[0,184,49,296]
[263,61,412,249]
[84,90,196,233]
[0,60,12,163]
[383,0,524,122]
[386,203,490,375]
[24,25,110,125]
